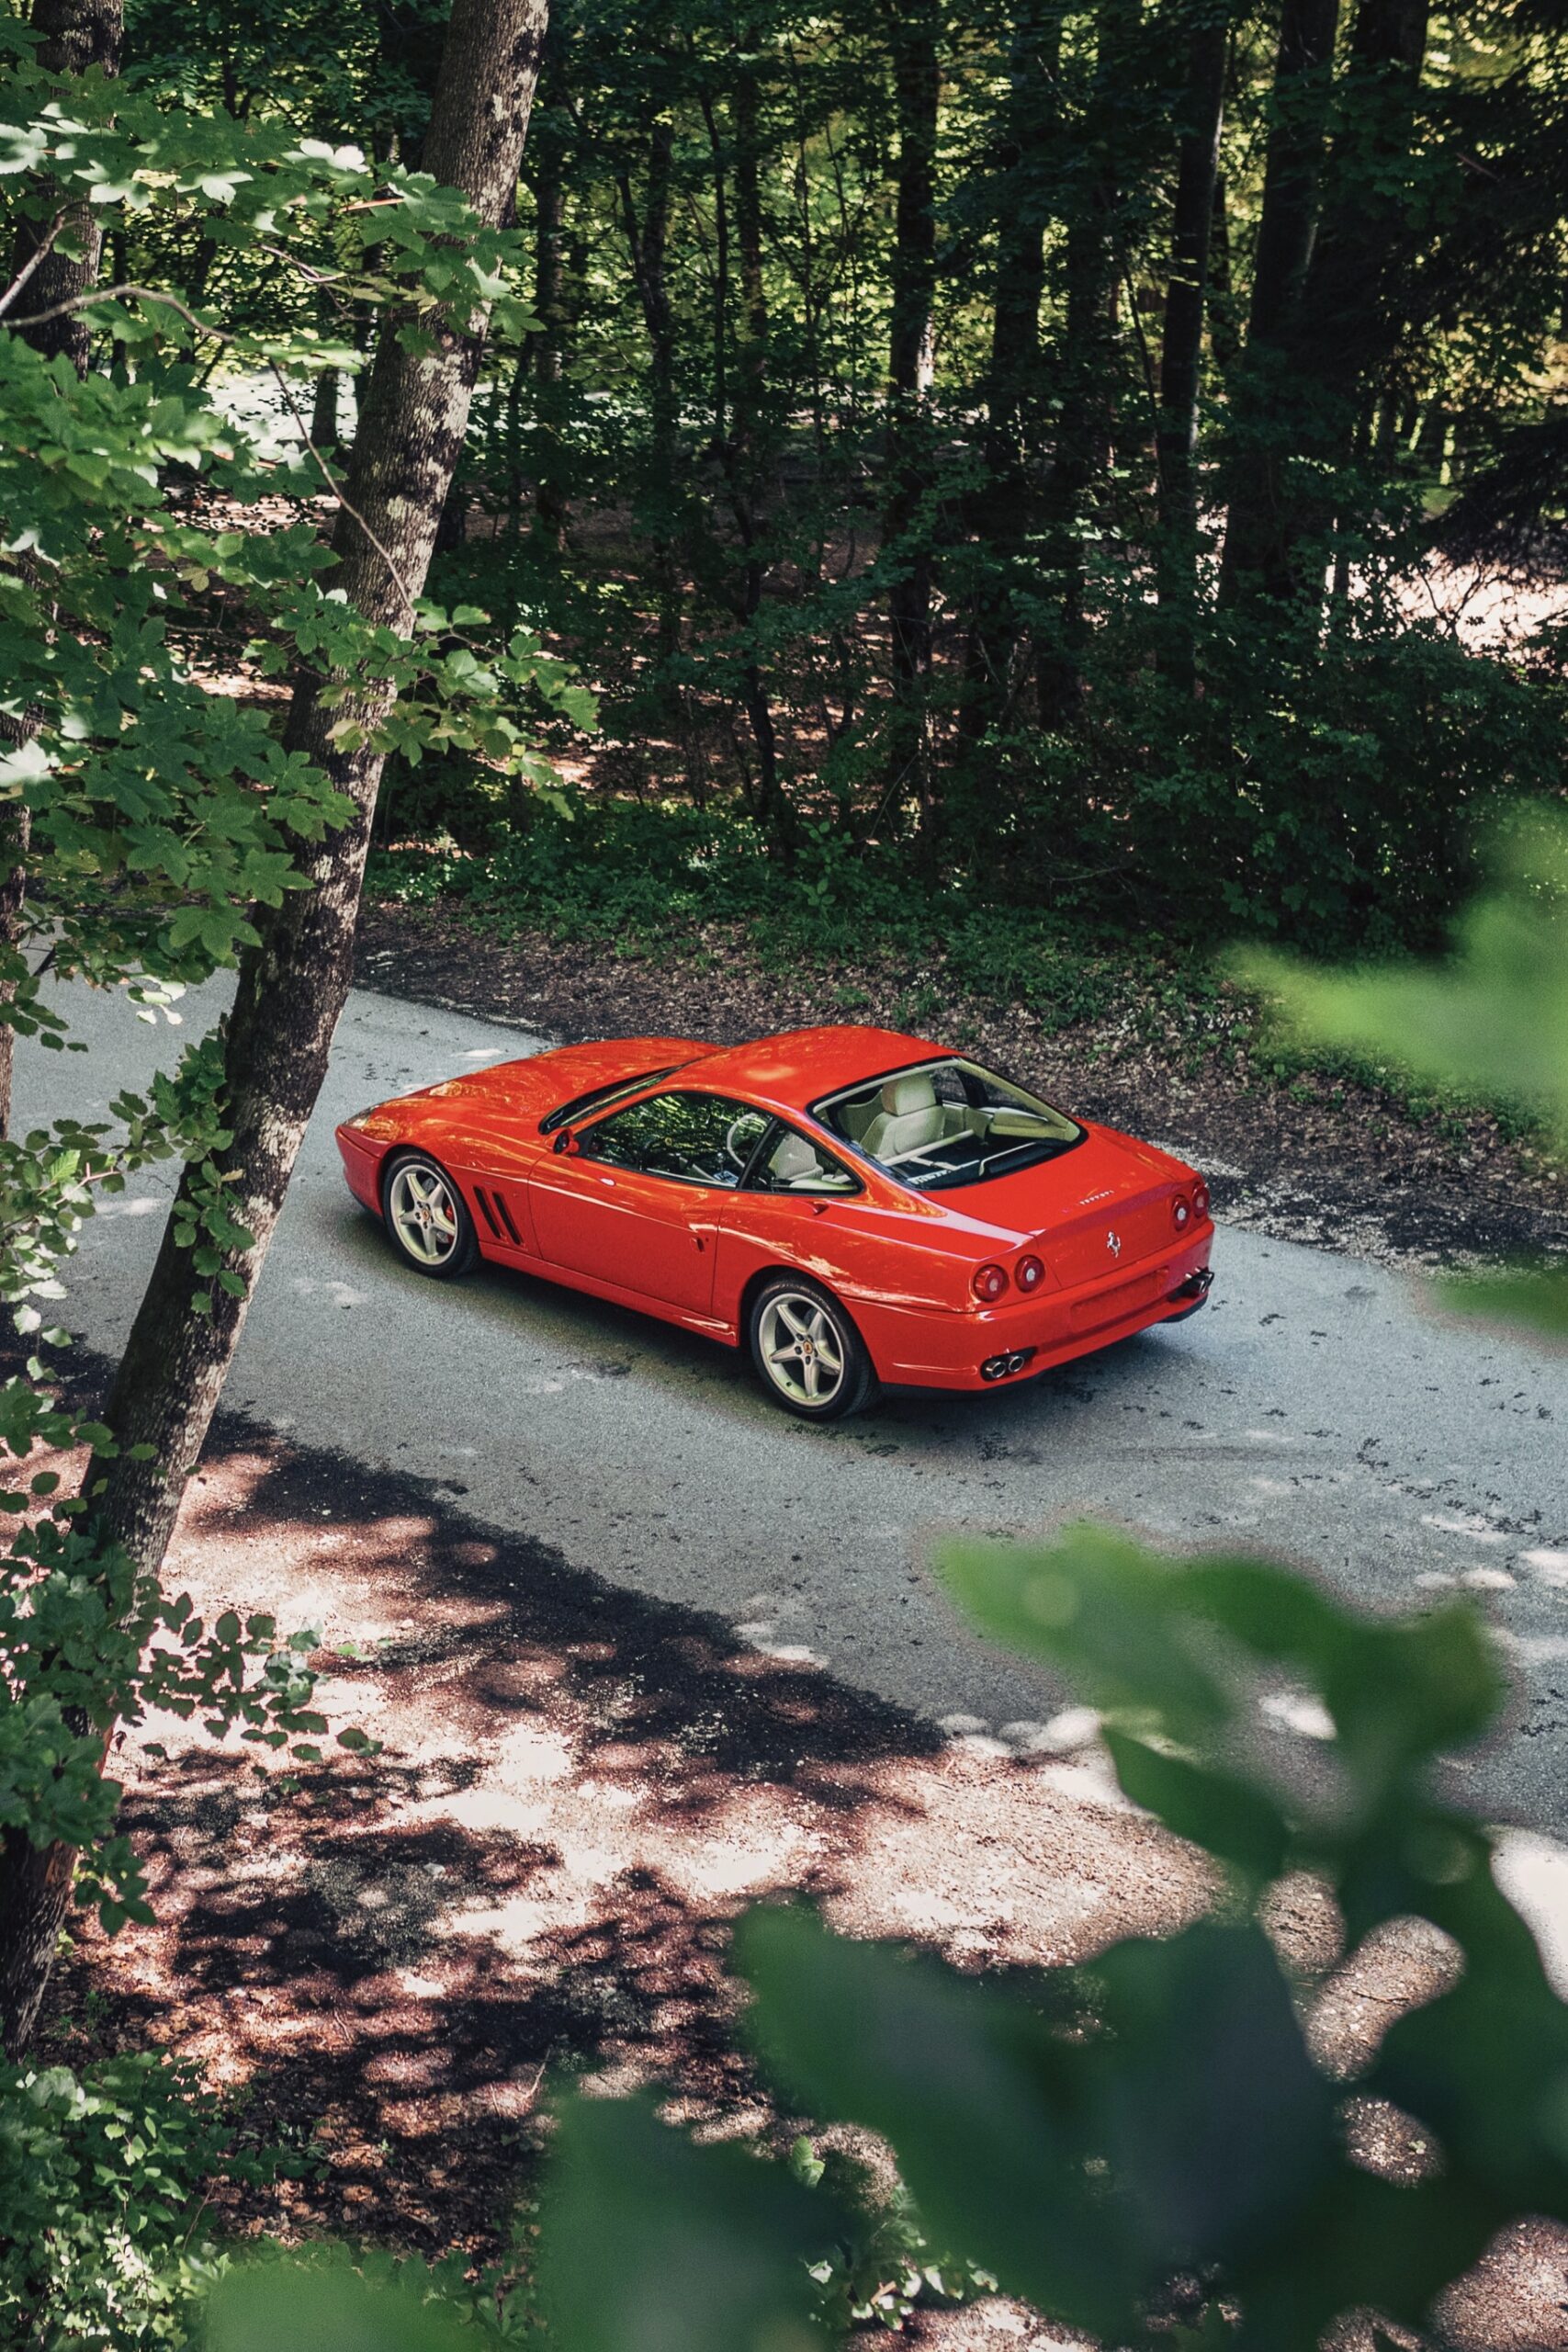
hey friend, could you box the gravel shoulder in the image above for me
[354,900,1568,1278]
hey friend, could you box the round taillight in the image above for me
[1015,1254,1044,1292]
[1193,1181,1211,1219]
[972,1262,1010,1304]
[1171,1193,1191,1232]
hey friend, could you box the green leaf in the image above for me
[205,2249,473,2352]
[1102,1731,1289,1880]
[738,1906,1340,2335]
[536,2090,831,2352]
[1434,1263,1568,1342]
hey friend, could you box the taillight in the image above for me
[1171,1193,1191,1233]
[1192,1181,1211,1220]
[972,1263,1009,1303]
[1015,1254,1044,1292]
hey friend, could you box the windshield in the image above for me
[812,1057,1083,1192]
[539,1063,693,1134]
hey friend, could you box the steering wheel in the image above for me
[725,1115,760,1172]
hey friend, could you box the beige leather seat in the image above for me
[767,1130,822,1187]
[862,1071,949,1162]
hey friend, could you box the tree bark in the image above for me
[529,32,569,543]
[0,0,120,1144]
[1215,0,1339,603]
[0,0,550,2062]
[1272,0,1429,595]
[8,0,123,378]
[1155,4,1228,693]
[881,0,940,827]
[1037,0,1134,729]
[962,0,1058,747]
[618,120,680,673]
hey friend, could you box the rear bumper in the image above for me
[856,1228,1214,1392]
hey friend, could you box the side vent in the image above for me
[493,1191,523,1247]
[473,1187,502,1240]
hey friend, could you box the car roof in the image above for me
[690,1025,949,1114]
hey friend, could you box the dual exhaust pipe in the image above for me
[980,1347,1037,1382]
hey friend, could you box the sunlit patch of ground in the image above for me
[28,1419,1568,2345]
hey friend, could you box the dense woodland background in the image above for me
[119,0,1568,953]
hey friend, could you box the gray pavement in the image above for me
[16,972,1568,1836]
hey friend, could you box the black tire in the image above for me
[747,1273,878,1421]
[381,1150,479,1281]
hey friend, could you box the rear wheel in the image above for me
[748,1275,877,1421]
[382,1152,479,1280]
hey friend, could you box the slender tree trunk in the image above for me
[8,0,123,377]
[1155,4,1228,693]
[724,34,792,853]
[1037,0,1134,729]
[620,121,680,674]
[530,51,569,542]
[0,0,121,1147]
[1273,0,1429,595]
[881,0,940,830]
[962,0,1057,748]
[1205,167,1240,379]
[0,0,550,2063]
[1215,0,1339,603]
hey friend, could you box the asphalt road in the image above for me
[17,972,1568,1838]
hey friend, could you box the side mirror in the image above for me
[553,1129,579,1156]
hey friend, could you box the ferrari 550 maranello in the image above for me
[336,1025,1213,1419]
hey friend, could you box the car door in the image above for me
[714,1118,870,1306]
[527,1091,770,1313]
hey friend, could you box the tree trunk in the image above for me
[1215,0,1339,603]
[8,0,123,378]
[962,0,1058,748]
[1272,0,1429,595]
[0,0,550,2063]
[0,0,120,1143]
[530,41,569,543]
[619,121,680,674]
[1037,0,1135,729]
[881,0,940,828]
[1155,4,1228,693]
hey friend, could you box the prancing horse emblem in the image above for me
[1106,1230,1122,1257]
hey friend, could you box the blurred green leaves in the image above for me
[1241,808,1568,1342]
[536,2092,832,2352]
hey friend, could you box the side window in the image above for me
[748,1122,860,1195]
[579,1093,769,1187]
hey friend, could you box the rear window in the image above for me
[813,1057,1082,1192]
[539,1063,692,1134]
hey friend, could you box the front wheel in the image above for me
[748,1275,878,1420]
[382,1151,479,1280]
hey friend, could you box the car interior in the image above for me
[823,1060,1081,1190]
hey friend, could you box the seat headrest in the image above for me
[881,1071,938,1117]
[769,1130,818,1183]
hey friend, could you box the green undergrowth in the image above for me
[367,797,1551,1158]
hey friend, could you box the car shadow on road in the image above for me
[325,1194,1216,1461]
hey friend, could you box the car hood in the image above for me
[378,1037,713,1127]
[939,1125,1193,1282]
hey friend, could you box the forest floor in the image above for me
[31,1381,1568,2350]
[354,897,1568,1277]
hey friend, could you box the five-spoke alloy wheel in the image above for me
[382,1151,479,1280]
[747,1274,876,1420]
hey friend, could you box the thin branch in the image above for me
[264,361,419,626]
[4,283,229,341]
[0,209,70,318]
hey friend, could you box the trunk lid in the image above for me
[958,1127,1184,1283]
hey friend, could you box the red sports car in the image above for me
[336,1025,1213,1419]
